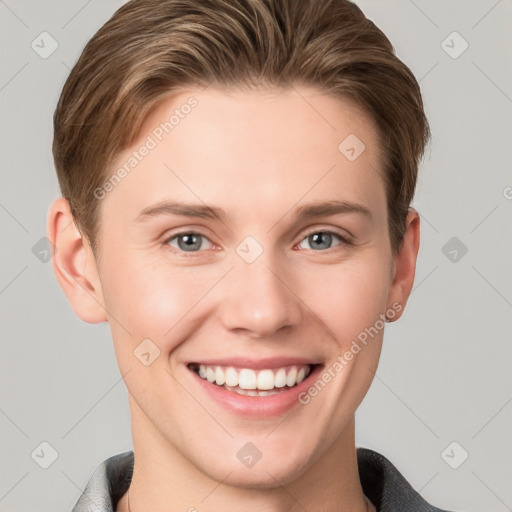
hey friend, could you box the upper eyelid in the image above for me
[300,226,351,240]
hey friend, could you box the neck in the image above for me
[117,398,374,512]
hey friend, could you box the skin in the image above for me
[48,86,420,512]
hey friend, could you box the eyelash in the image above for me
[163,228,353,255]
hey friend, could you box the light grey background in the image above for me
[1,1,511,511]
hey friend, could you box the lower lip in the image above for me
[188,364,323,418]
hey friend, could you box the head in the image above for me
[49,0,429,489]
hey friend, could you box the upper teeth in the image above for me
[196,364,311,390]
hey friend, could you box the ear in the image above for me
[47,197,107,324]
[386,208,420,321]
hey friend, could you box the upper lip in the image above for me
[187,357,321,370]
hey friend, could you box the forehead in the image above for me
[101,86,386,228]
[137,86,382,165]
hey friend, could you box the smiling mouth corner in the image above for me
[187,362,318,397]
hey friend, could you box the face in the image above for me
[88,86,407,486]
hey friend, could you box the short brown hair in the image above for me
[52,0,430,257]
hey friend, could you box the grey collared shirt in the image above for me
[71,447,456,511]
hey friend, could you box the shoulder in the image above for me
[71,451,134,512]
[357,447,458,512]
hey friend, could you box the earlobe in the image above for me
[386,208,420,321]
[47,197,107,324]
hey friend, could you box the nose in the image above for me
[218,248,303,338]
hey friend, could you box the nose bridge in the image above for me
[219,240,302,337]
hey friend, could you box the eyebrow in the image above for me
[133,199,372,224]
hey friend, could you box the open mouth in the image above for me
[187,363,317,397]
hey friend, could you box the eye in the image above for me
[297,230,349,251]
[165,232,214,252]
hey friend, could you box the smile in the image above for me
[188,363,313,396]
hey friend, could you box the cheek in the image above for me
[103,254,222,351]
[301,258,391,341]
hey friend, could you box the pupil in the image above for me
[178,234,201,251]
[310,232,331,250]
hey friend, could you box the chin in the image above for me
[221,462,306,489]
[202,443,314,489]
